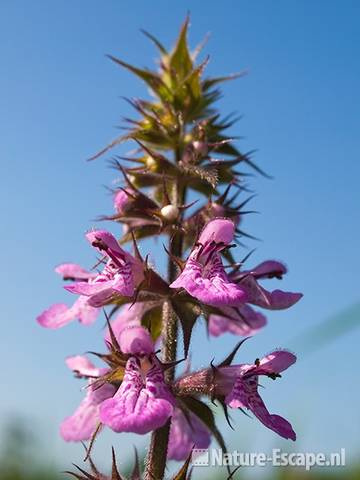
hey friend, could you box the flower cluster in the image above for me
[38,18,302,479]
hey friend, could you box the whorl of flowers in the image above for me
[38,17,302,479]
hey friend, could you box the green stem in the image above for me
[144,159,185,480]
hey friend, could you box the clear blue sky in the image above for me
[1,0,359,476]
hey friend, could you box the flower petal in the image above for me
[74,296,100,325]
[60,395,100,442]
[64,280,114,296]
[168,408,211,461]
[114,189,133,214]
[170,256,247,307]
[60,382,115,442]
[248,261,287,279]
[118,326,154,355]
[209,305,266,337]
[55,263,96,280]
[225,377,296,440]
[240,276,302,310]
[37,303,75,329]
[37,296,99,329]
[65,355,100,377]
[104,303,147,344]
[255,350,297,375]
[86,229,124,256]
[87,288,118,307]
[198,218,235,245]
[99,358,174,434]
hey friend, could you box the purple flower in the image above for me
[65,230,144,307]
[60,356,116,442]
[219,350,297,440]
[99,356,175,435]
[170,219,248,306]
[208,304,267,337]
[168,408,211,461]
[231,260,303,310]
[37,263,100,329]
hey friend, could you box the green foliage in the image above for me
[91,16,258,206]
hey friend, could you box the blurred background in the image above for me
[0,1,359,478]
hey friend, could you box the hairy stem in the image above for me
[144,173,185,479]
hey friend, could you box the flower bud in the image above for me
[113,189,133,214]
[160,204,179,222]
[192,140,208,157]
[146,155,159,172]
[209,202,226,217]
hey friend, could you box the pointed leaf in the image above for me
[141,29,168,55]
[172,452,192,480]
[180,397,228,462]
[171,298,201,357]
[169,16,193,81]
[141,304,163,342]
[107,55,171,101]
[217,338,250,368]
[202,71,247,90]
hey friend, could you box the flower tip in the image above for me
[199,217,235,245]
[289,292,303,306]
[86,229,123,255]
[118,326,154,355]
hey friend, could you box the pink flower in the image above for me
[168,408,211,461]
[37,264,100,329]
[208,304,267,337]
[104,302,152,345]
[99,356,175,435]
[65,230,144,307]
[231,260,303,310]
[113,188,133,214]
[170,219,248,306]
[219,350,296,440]
[60,356,116,442]
[206,260,302,338]
[54,263,96,280]
[117,322,154,356]
[101,320,175,435]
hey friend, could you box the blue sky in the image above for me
[0,0,359,476]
